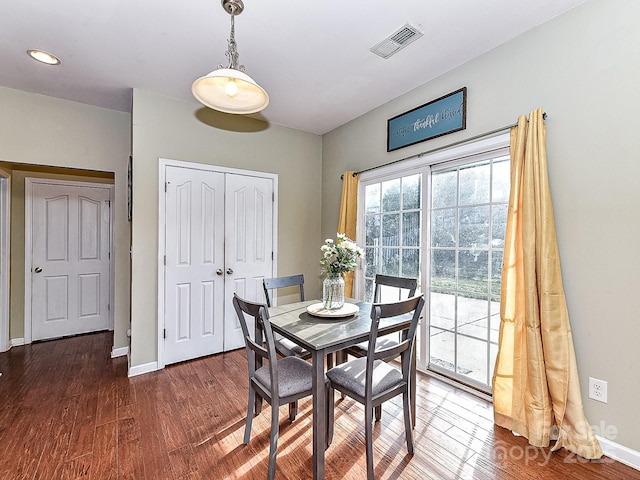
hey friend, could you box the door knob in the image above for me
[216,269,223,276]
[226,268,234,275]
[34,267,43,273]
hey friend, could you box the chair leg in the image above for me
[268,402,280,480]
[374,405,382,422]
[326,385,334,448]
[288,401,298,422]
[255,394,263,414]
[326,352,335,369]
[244,387,256,444]
[402,390,414,454]
[336,351,346,399]
[365,401,375,480]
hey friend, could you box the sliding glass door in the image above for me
[428,155,509,392]
[357,135,510,394]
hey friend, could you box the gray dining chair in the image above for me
[326,294,425,480]
[233,293,333,480]
[343,274,418,419]
[346,274,418,357]
[262,275,311,359]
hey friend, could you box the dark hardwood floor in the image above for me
[0,331,637,479]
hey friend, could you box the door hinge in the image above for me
[272,251,274,260]
[272,192,275,202]
[163,328,167,339]
[165,181,167,193]
[107,303,111,311]
[164,255,166,265]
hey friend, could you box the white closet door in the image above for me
[223,173,274,350]
[164,166,225,365]
[163,164,275,364]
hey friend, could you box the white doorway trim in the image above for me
[0,169,10,352]
[24,177,115,344]
[157,158,279,370]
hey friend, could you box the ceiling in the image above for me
[1,0,585,135]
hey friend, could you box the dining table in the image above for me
[267,298,417,480]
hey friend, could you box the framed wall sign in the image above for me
[387,87,467,152]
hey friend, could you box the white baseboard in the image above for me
[11,338,24,347]
[111,346,129,358]
[598,435,640,471]
[128,361,158,378]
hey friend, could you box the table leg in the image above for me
[311,349,326,480]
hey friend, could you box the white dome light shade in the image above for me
[192,67,269,114]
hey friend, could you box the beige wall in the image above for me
[0,87,131,352]
[322,0,640,451]
[130,90,322,368]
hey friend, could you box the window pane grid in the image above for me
[363,175,422,302]
[428,155,508,392]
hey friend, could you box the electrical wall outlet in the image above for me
[588,377,608,403]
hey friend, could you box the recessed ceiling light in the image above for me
[27,49,61,65]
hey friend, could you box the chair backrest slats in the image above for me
[373,340,407,362]
[373,274,418,303]
[233,293,279,392]
[366,295,425,393]
[245,336,269,360]
[263,274,305,307]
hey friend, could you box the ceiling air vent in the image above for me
[370,23,423,59]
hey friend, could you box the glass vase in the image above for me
[322,275,345,310]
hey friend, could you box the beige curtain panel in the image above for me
[492,108,602,459]
[337,170,359,297]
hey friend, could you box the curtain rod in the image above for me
[341,112,547,179]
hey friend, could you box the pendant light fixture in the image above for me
[192,0,269,114]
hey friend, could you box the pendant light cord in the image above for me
[222,4,244,71]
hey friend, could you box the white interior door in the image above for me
[162,163,275,364]
[223,173,274,350]
[164,166,225,365]
[29,180,111,341]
